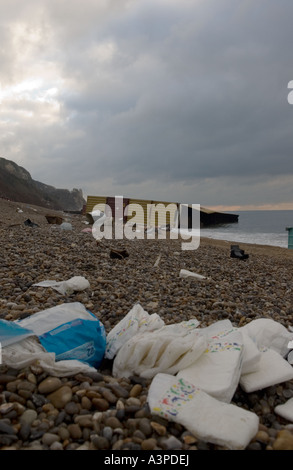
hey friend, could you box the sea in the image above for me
[200,210,293,248]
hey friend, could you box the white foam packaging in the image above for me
[148,373,259,450]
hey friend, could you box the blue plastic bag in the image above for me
[0,319,34,347]
[38,312,106,368]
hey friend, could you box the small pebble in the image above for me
[42,433,61,446]
[273,430,293,450]
[47,386,72,409]
[141,438,157,450]
[38,377,62,394]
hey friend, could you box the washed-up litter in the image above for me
[236,320,293,392]
[1,302,106,376]
[230,244,249,260]
[286,349,293,364]
[86,210,112,227]
[105,303,164,360]
[105,304,293,449]
[33,276,90,295]
[45,215,63,225]
[0,319,34,347]
[153,254,161,267]
[110,248,129,259]
[177,323,243,403]
[2,297,293,449]
[113,320,205,379]
[24,219,39,228]
[86,210,105,225]
[59,222,72,231]
[148,373,259,450]
[240,347,293,393]
[240,318,292,357]
[275,397,293,421]
[179,269,207,280]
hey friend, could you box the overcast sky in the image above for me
[1,0,293,210]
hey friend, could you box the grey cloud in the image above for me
[1,0,293,208]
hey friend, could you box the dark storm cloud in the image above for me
[1,0,293,208]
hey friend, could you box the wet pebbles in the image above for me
[1,199,293,450]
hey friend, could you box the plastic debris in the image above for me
[110,248,129,259]
[240,318,293,357]
[86,210,105,225]
[59,222,72,230]
[113,320,205,379]
[104,304,293,447]
[275,397,293,422]
[3,302,106,373]
[45,215,63,225]
[179,269,207,280]
[105,303,164,360]
[33,276,90,295]
[153,254,161,267]
[107,308,293,397]
[24,219,39,228]
[2,337,98,376]
[230,244,249,260]
[0,319,34,347]
[148,373,259,450]
[239,348,293,393]
[177,323,243,403]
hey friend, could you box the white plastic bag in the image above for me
[2,337,98,377]
[16,302,106,369]
[17,302,94,335]
[33,276,90,295]
[179,269,207,280]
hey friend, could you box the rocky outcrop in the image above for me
[0,157,85,211]
[33,181,85,212]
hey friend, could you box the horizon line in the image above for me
[209,203,293,212]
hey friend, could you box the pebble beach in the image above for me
[1,198,293,451]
